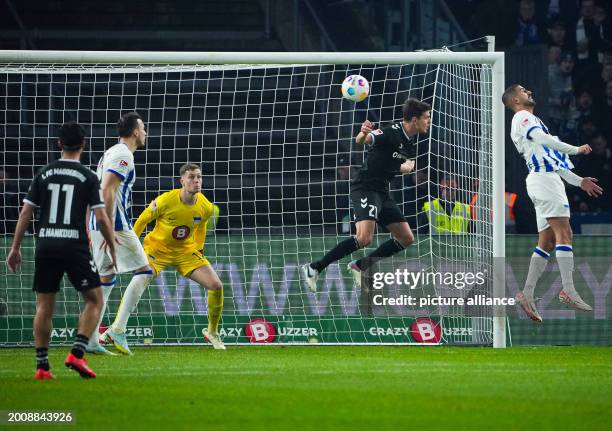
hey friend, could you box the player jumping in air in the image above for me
[89,112,154,355]
[6,122,117,379]
[127,163,225,349]
[503,84,603,322]
[301,98,431,291]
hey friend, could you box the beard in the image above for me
[524,97,536,107]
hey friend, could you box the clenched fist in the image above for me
[360,120,375,134]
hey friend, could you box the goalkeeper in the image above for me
[108,163,225,350]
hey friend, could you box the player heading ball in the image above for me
[301,98,431,292]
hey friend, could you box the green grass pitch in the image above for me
[1,346,611,430]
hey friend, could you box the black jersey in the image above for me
[24,159,104,254]
[352,122,417,192]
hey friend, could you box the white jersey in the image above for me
[90,142,136,231]
[510,110,574,173]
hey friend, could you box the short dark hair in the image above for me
[502,84,520,107]
[117,112,143,138]
[179,163,201,176]
[58,122,86,150]
[402,98,431,122]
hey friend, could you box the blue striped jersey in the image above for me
[89,142,136,231]
[510,110,574,173]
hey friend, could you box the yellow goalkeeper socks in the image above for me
[207,288,224,334]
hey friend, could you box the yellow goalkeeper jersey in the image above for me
[134,189,215,254]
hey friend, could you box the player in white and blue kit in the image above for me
[89,112,154,355]
[503,84,603,322]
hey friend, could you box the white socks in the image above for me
[111,271,154,333]
[88,278,115,348]
[555,244,575,294]
[523,247,550,296]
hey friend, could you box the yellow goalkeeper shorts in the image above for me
[144,246,210,277]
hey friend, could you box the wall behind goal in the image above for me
[1,235,610,346]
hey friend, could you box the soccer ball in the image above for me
[341,75,369,102]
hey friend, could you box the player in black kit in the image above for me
[301,98,431,292]
[6,122,117,380]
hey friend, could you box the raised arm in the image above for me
[530,128,591,155]
[355,120,375,145]
[399,160,415,174]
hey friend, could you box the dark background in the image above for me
[1,0,611,235]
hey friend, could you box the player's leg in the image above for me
[348,220,413,289]
[301,219,374,293]
[188,261,226,350]
[32,256,63,380]
[362,220,414,266]
[65,286,102,378]
[86,274,116,354]
[111,264,154,332]
[64,249,104,377]
[516,225,554,322]
[301,189,379,292]
[89,229,118,353]
[105,231,155,355]
[548,216,592,311]
[33,292,57,380]
[310,220,374,271]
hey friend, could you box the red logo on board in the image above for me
[410,318,442,343]
[245,318,277,343]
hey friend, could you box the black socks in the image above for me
[311,237,360,272]
[36,347,49,371]
[71,334,89,359]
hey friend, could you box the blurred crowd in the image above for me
[460,0,612,213]
[533,0,611,211]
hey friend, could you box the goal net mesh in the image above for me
[0,57,494,345]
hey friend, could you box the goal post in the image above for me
[0,50,505,347]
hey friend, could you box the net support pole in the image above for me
[491,49,506,348]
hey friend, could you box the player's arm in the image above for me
[93,207,117,271]
[529,128,592,155]
[133,199,160,238]
[6,202,35,272]
[194,223,207,251]
[100,171,122,222]
[7,173,41,272]
[557,169,604,197]
[400,160,415,174]
[355,120,375,145]
[194,201,217,250]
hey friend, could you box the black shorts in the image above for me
[33,247,100,293]
[350,189,406,226]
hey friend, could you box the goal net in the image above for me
[0,51,504,347]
